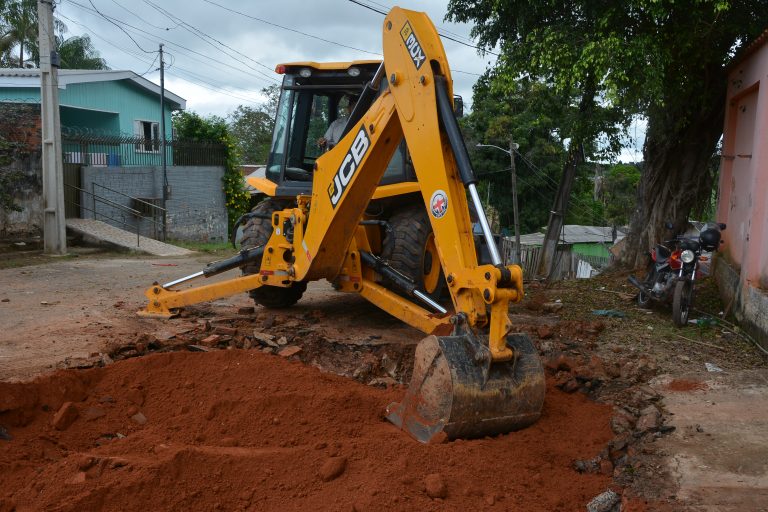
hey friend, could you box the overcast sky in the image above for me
[54,0,495,115]
[53,0,643,162]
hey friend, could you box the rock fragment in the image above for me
[319,456,347,482]
[586,490,620,512]
[636,406,661,432]
[82,407,106,422]
[52,402,79,431]
[424,473,447,499]
[131,412,147,425]
[278,346,302,358]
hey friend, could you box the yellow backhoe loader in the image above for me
[140,6,545,443]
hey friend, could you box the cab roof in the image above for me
[275,60,381,73]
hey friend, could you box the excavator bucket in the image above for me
[386,332,545,443]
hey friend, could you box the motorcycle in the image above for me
[628,222,726,326]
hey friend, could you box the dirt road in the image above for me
[1,252,767,511]
[0,253,418,381]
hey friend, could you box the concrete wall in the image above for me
[80,165,227,242]
[715,33,768,350]
[0,103,42,238]
[714,255,768,351]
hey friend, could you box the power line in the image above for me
[201,0,380,56]
[55,12,269,104]
[142,0,276,77]
[85,0,154,53]
[108,0,181,31]
[139,52,160,76]
[347,0,500,57]
[65,1,279,85]
[362,0,487,47]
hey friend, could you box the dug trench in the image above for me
[1,274,742,511]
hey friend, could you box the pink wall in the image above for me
[717,36,768,290]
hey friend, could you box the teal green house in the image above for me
[0,68,185,165]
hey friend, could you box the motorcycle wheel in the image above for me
[637,264,655,308]
[672,280,693,327]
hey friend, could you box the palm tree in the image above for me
[0,0,37,68]
[58,34,108,70]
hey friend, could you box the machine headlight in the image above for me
[347,67,360,77]
[681,250,695,264]
[299,68,312,77]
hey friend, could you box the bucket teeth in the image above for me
[386,333,545,443]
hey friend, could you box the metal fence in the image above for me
[61,130,226,167]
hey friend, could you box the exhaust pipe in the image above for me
[627,275,649,295]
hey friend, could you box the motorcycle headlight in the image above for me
[681,250,695,264]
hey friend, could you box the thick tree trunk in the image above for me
[621,70,727,268]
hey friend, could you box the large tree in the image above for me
[447,0,768,266]
[0,0,37,67]
[0,1,106,69]
[57,34,108,70]
[228,85,279,165]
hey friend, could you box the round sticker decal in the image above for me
[430,190,448,219]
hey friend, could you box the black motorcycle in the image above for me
[629,222,725,326]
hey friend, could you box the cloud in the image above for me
[57,0,492,117]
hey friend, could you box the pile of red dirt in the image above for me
[1,350,613,511]
[665,379,708,392]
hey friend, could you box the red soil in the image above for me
[666,379,708,392]
[0,350,613,511]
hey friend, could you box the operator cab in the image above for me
[267,61,414,197]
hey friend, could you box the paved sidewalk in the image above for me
[66,218,193,257]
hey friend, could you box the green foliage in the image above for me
[1,1,106,69]
[173,111,249,232]
[57,35,108,70]
[227,86,280,165]
[602,164,641,225]
[0,136,25,212]
[0,0,37,67]
[448,0,768,258]
[0,167,24,212]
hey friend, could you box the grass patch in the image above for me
[0,252,78,269]
[170,239,237,256]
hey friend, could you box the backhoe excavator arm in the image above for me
[140,7,544,444]
[140,7,524,361]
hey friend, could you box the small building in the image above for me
[715,28,768,349]
[0,69,228,243]
[504,225,616,279]
[0,68,185,165]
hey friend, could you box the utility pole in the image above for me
[159,43,168,241]
[539,144,582,279]
[475,142,521,264]
[509,140,520,264]
[38,0,66,255]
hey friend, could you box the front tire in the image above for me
[672,280,693,327]
[240,199,307,309]
[380,205,446,301]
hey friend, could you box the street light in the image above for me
[476,142,521,265]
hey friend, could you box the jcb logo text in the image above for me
[328,126,370,208]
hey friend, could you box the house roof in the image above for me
[729,28,768,69]
[512,225,616,246]
[0,69,186,109]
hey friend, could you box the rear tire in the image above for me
[381,205,446,301]
[672,280,693,327]
[240,199,307,308]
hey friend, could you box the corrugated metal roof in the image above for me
[0,69,186,109]
[511,225,616,246]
